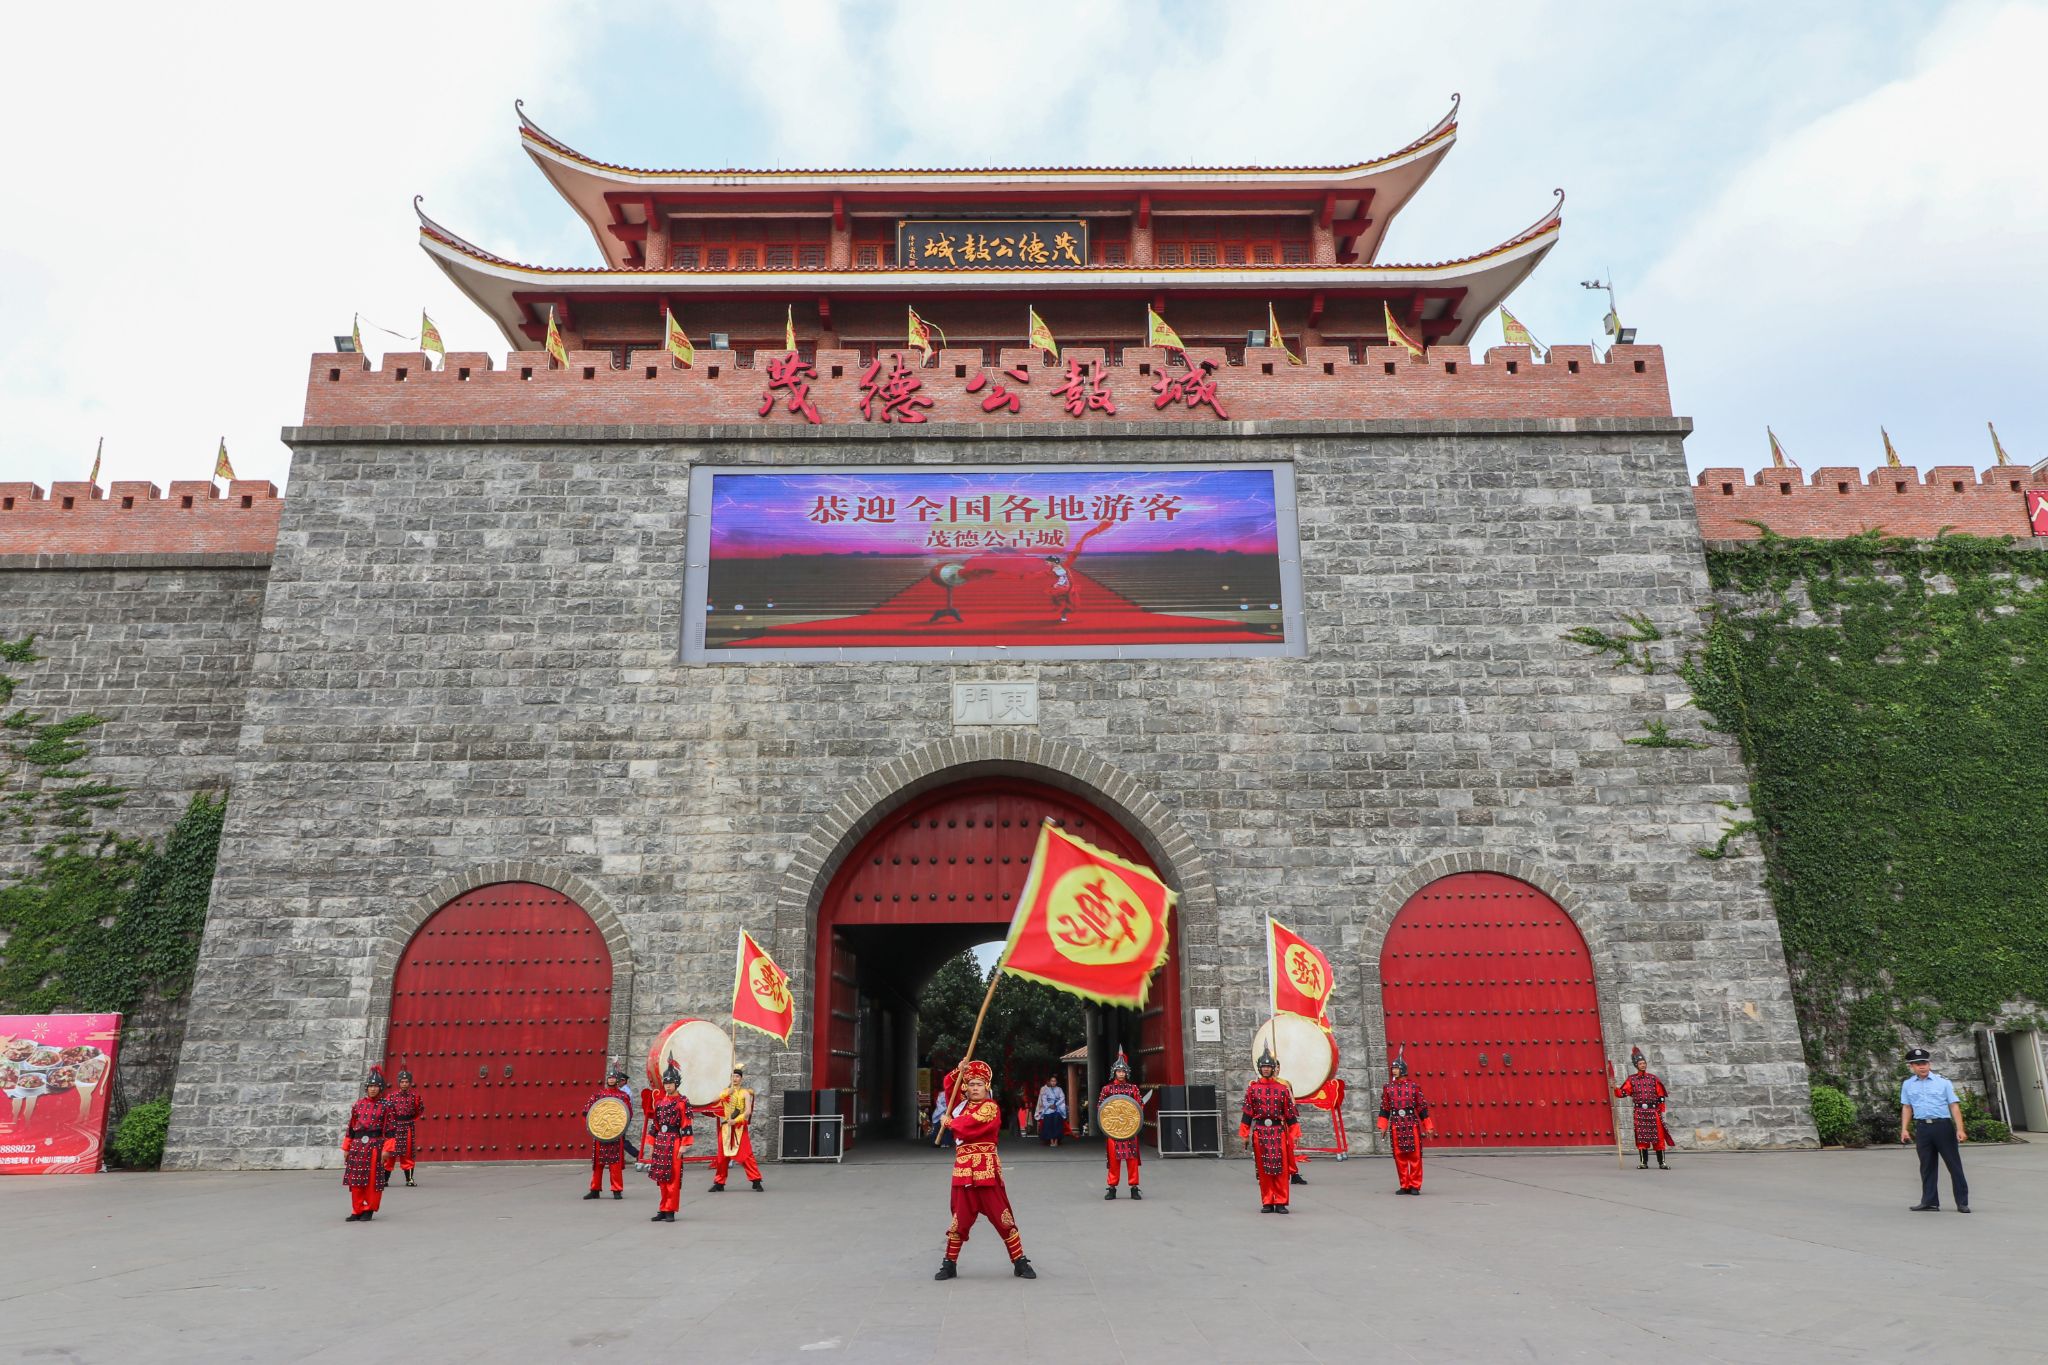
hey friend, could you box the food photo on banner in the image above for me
[681,464,1305,662]
[0,1014,122,1175]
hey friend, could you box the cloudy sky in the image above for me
[2,1,2041,492]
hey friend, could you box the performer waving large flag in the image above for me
[731,930,795,1043]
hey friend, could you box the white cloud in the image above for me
[0,1,598,492]
[1638,2,2048,473]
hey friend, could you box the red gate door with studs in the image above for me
[1378,871,1613,1147]
[384,882,613,1162]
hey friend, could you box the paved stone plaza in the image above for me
[6,1144,2039,1363]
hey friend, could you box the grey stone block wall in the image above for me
[0,554,270,1103]
[164,418,1816,1169]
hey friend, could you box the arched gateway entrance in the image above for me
[1378,872,1612,1147]
[383,882,613,1161]
[813,778,1183,1138]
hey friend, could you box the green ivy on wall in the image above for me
[1682,531,2048,1096]
[0,634,224,1015]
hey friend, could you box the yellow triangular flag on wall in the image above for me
[352,314,369,362]
[665,308,695,368]
[89,436,102,486]
[1383,302,1424,360]
[420,312,445,364]
[1768,428,1790,469]
[213,438,235,482]
[1882,427,1902,468]
[1989,421,2012,467]
[1145,306,1185,352]
[545,307,569,368]
[1267,303,1302,365]
[1027,307,1059,361]
[785,305,797,354]
[908,306,935,363]
[1498,306,1547,359]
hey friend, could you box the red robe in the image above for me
[1616,1072,1673,1151]
[712,1086,762,1184]
[1378,1078,1430,1191]
[944,1097,1026,1263]
[1099,1080,1143,1188]
[1238,1077,1299,1207]
[644,1094,691,1213]
[342,1096,391,1215]
[382,1088,424,1179]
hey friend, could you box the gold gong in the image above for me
[587,1095,630,1141]
[1100,1094,1143,1141]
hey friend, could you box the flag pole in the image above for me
[1606,1059,1628,1170]
[934,967,1005,1146]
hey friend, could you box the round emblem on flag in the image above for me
[1282,943,1328,1001]
[749,959,791,1012]
[1046,865,1156,967]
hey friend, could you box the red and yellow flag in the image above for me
[545,307,569,369]
[665,307,695,367]
[213,438,235,482]
[1383,301,1424,360]
[1768,427,1790,469]
[420,311,445,364]
[89,436,102,486]
[1882,427,1902,468]
[1267,916,1333,1021]
[1267,303,1301,365]
[1498,306,1546,358]
[1028,306,1059,361]
[908,306,936,363]
[1145,306,1185,353]
[1000,821,1176,1008]
[352,314,369,362]
[785,305,797,354]
[731,929,795,1043]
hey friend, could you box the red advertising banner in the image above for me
[0,1013,121,1175]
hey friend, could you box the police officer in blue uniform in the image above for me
[1898,1046,1969,1213]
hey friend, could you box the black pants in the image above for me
[1914,1118,1968,1207]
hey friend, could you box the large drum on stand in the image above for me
[1252,1014,1338,1097]
[645,1018,735,1106]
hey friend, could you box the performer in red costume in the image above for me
[1098,1048,1146,1200]
[342,1067,394,1222]
[382,1068,424,1188]
[709,1063,764,1192]
[1615,1045,1674,1170]
[1377,1048,1434,1194]
[1238,1046,1299,1213]
[583,1062,635,1200]
[934,1059,1036,1281]
[640,1062,692,1223]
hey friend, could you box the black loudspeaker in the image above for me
[1187,1085,1220,1153]
[813,1089,845,1157]
[1158,1085,1191,1154]
[778,1090,813,1161]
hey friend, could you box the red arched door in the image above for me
[814,778,1184,1095]
[1378,872,1611,1147]
[384,882,612,1162]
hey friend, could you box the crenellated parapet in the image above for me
[1694,464,2048,542]
[298,342,1672,429]
[0,479,282,558]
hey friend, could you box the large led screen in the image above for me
[681,464,1303,662]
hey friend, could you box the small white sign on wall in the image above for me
[1193,1008,1222,1042]
[952,681,1039,726]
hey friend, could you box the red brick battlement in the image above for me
[0,480,282,558]
[1693,464,2047,542]
[299,342,1673,428]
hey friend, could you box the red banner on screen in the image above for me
[0,1013,122,1175]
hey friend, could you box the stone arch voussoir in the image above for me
[363,862,636,1073]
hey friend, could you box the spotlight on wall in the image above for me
[335,336,358,353]
[709,332,731,349]
[1246,329,1269,348]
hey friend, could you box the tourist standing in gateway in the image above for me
[1238,1046,1299,1213]
[1034,1074,1068,1147]
[934,1060,1035,1280]
[1900,1047,1970,1213]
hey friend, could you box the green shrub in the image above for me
[1810,1084,1858,1145]
[107,1098,171,1169]
[1958,1088,2013,1144]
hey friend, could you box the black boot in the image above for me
[1129,1187,1143,1200]
[1013,1257,1037,1279]
[934,1259,958,1281]
[584,1189,602,1200]
[1290,1173,1307,1186]
[1104,1187,1117,1200]
[1638,1151,1649,1169]
[360,1210,374,1221]
[1656,1152,1668,1170]
[403,1170,415,1187]
[1261,1203,1275,1213]
[708,1182,725,1193]
[345,1212,362,1222]
[751,1179,764,1191]
[612,1190,623,1200]
[1274,1204,1290,1215]
[651,1210,666,1222]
